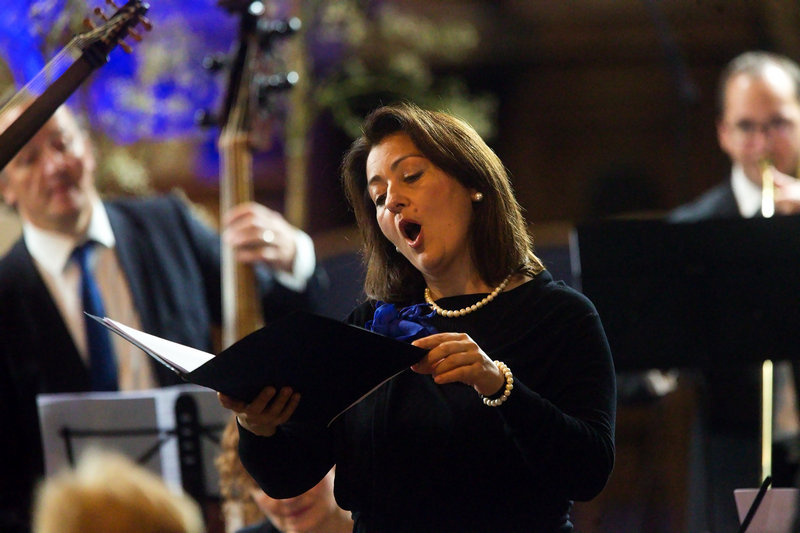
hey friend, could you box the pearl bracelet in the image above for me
[481,360,514,407]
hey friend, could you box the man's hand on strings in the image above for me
[222,202,298,273]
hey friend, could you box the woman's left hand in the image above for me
[411,332,505,396]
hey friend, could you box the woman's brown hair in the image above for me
[341,102,543,304]
[215,416,264,527]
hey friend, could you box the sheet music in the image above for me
[37,390,162,478]
[37,385,230,497]
[735,487,799,533]
[154,387,184,493]
[99,316,215,374]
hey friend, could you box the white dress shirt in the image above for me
[730,164,763,218]
[274,229,316,292]
[22,197,157,391]
[22,196,317,391]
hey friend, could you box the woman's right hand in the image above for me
[218,386,301,437]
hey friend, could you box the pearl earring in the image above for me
[472,192,484,202]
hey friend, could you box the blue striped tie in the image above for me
[72,241,118,391]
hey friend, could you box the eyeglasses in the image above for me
[727,117,796,142]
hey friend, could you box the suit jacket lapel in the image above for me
[5,239,89,389]
[105,202,186,387]
[12,241,77,352]
[713,182,742,218]
[105,203,159,333]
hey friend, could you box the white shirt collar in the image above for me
[22,196,116,274]
[730,164,762,218]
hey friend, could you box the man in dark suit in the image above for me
[0,104,326,532]
[669,50,800,533]
[671,52,800,222]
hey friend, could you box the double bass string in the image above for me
[0,1,149,171]
[0,39,82,122]
[0,10,128,123]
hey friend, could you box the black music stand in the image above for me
[570,215,800,371]
[572,215,800,531]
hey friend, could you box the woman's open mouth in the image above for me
[402,222,421,241]
[399,219,422,246]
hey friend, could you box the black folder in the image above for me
[91,311,427,426]
[570,215,800,370]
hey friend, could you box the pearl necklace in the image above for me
[424,273,513,318]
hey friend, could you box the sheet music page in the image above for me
[36,391,161,477]
[91,311,427,427]
[153,387,183,493]
[37,386,230,498]
[734,487,799,533]
[101,317,215,374]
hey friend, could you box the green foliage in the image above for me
[304,1,498,140]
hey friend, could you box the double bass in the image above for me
[215,1,300,348]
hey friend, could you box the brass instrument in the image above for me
[760,159,775,218]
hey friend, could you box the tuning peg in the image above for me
[202,54,229,72]
[137,15,153,32]
[194,109,218,128]
[93,7,109,22]
[91,1,152,31]
[83,18,96,30]
[260,71,299,91]
[256,16,302,47]
[256,71,298,107]
[217,0,259,15]
[248,1,266,16]
[127,28,143,42]
[118,40,133,53]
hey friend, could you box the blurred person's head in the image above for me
[249,470,342,533]
[0,102,98,235]
[216,416,351,533]
[32,449,204,533]
[716,51,800,185]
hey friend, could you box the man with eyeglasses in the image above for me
[672,51,800,221]
[669,51,800,533]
